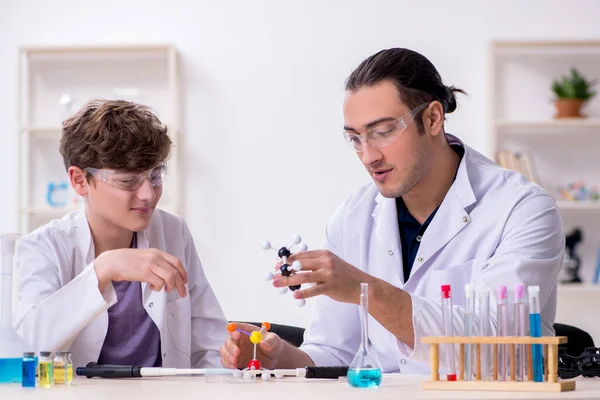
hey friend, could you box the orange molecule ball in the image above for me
[261,322,271,331]
[227,323,237,333]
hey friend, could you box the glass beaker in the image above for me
[0,233,31,384]
[347,282,382,388]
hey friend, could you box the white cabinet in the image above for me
[490,41,600,341]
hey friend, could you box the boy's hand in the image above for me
[219,322,284,370]
[94,248,188,297]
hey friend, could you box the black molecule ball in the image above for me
[289,285,301,291]
[278,247,292,258]
[280,264,292,277]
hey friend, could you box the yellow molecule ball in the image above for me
[250,331,263,345]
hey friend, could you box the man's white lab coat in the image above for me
[300,135,564,374]
[13,208,228,370]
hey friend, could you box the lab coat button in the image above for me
[463,216,469,223]
[417,256,424,263]
[149,302,154,307]
[416,235,422,242]
[388,250,394,255]
[163,353,167,358]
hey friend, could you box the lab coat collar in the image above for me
[73,205,151,264]
[372,134,477,283]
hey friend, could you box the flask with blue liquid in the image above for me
[347,282,382,388]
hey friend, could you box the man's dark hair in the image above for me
[345,48,466,132]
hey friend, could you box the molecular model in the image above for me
[262,234,308,307]
[227,322,274,380]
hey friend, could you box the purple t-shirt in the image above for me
[97,233,162,367]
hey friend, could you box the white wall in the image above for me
[1,0,600,328]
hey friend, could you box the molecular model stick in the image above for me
[262,234,308,307]
[227,322,273,380]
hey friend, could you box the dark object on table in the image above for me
[562,228,583,284]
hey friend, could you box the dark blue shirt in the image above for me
[397,143,465,283]
[397,198,439,283]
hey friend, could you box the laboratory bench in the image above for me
[1,373,599,400]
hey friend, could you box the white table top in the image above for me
[0,373,598,400]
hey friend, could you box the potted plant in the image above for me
[552,68,597,118]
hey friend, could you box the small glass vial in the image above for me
[53,352,67,385]
[65,352,73,386]
[38,352,53,387]
[22,352,36,388]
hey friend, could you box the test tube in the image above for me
[478,286,491,380]
[464,284,475,381]
[528,285,543,382]
[514,284,526,381]
[496,285,508,381]
[441,284,456,381]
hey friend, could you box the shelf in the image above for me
[22,205,80,216]
[556,200,600,211]
[557,283,600,293]
[496,118,600,132]
[493,41,600,56]
[20,126,62,135]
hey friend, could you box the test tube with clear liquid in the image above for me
[464,284,475,380]
[478,286,491,380]
[347,282,382,388]
[514,284,526,382]
[496,285,508,381]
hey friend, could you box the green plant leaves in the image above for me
[552,68,597,100]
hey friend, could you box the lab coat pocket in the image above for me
[431,259,476,307]
[166,297,191,357]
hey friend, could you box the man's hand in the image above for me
[219,322,284,369]
[273,250,375,304]
[94,248,188,297]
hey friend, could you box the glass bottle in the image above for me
[21,352,36,387]
[65,352,73,386]
[38,352,53,387]
[347,282,382,388]
[53,352,67,385]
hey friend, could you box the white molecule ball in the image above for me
[291,261,302,271]
[279,287,288,294]
[297,299,306,307]
[298,244,308,252]
[292,234,302,244]
[265,271,274,281]
[261,240,272,250]
[243,371,253,380]
[261,372,271,381]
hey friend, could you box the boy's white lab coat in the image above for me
[13,209,228,370]
[301,135,565,374]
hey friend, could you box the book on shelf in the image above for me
[495,149,540,185]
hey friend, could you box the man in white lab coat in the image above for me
[14,99,228,370]
[220,48,565,374]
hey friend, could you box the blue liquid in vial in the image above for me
[347,368,382,388]
[530,313,544,382]
[0,358,22,383]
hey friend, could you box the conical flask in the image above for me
[0,233,31,383]
[347,282,382,388]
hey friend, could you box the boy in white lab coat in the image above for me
[14,99,228,370]
[220,48,565,374]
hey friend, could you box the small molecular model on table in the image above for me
[227,322,273,380]
[262,234,308,307]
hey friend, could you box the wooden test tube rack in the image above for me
[421,336,575,392]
